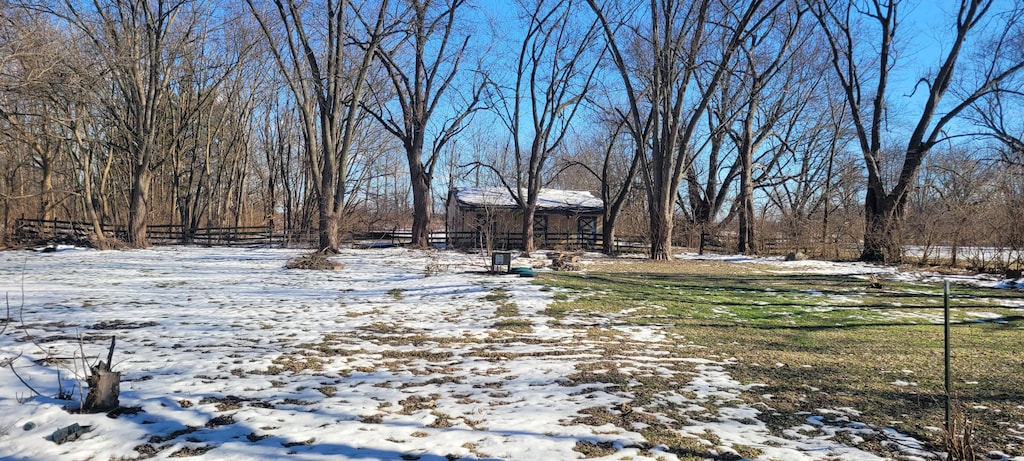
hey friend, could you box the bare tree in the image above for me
[810,0,1024,262]
[557,112,642,254]
[49,0,210,246]
[160,8,261,241]
[0,8,70,226]
[247,0,389,252]
[38,0,214,246]
[365,0,483,248]
[729,3,808,255]
[682,84,740,255]
[488,0,603,256]
[253,82,330,244]
[588,0,783,260]
[761,73,853,257]
[907,148,991,266]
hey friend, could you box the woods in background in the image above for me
[1,0,1023,267]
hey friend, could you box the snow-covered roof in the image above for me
[453,186,604,214]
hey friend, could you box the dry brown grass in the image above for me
[945,403,979,461]
[284,253,342,270]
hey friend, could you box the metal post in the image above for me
[944,280,951,435]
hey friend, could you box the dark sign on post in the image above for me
[491,251,512,273]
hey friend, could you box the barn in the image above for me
[445,187,604,250]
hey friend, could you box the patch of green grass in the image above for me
[484,288,511,302]
[732,444,763,459]
[495,302,518,317]
[543,268,1024,328]
[487,286,526,326]
[540,260,1024,456]
[492,318,532,333]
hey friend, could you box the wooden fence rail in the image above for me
[16,217,744,255]
[15,217,650,252]
[351,230,648,253]
[14,218,297,247]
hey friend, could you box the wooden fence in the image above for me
[18,217,812,255]
[14,218,296,247]
[351,229,647,253]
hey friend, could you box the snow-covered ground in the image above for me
[0,247,1013,460]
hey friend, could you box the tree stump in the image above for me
[83,338,119,413]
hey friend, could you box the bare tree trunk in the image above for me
[861,185,904,262]
[601,220,615,254]
[128,164,151,247]
[40,157,53,224]
[409,160,432,248]
[318,147,340,251]
[98,148,114,227]
[78,133,108,249]
[737,109,757,255]
[601,136,640,255]
[737,150,756,255]
[521,202,536,257]
[650,198,673,260]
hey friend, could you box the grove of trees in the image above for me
[2,0,1023,267]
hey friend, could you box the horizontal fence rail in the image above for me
[351,230,639,253]
[14,218,300,247]
[16,217,834,256]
